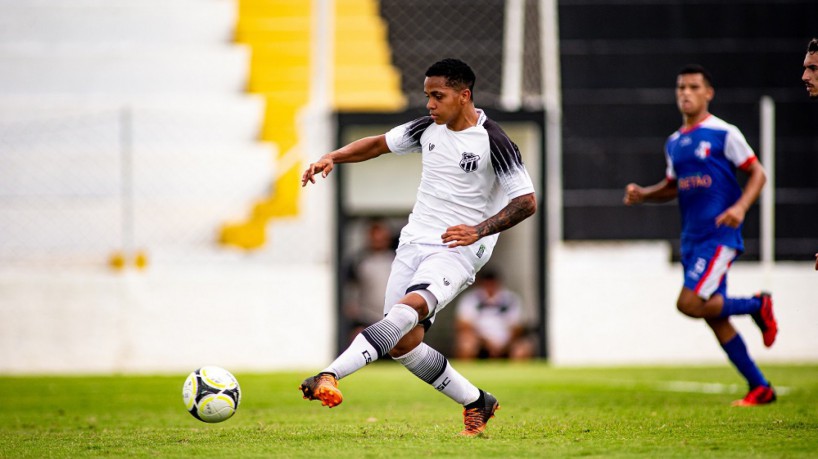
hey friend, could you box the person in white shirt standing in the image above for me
[299,58,537,436]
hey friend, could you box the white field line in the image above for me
[653,380,791,396]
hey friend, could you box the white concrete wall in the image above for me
[549,242,818,366]
[1,241,813,374]
[0,262,334,374]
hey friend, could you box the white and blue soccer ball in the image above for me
[182,366,241,423]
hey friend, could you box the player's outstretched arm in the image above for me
[623,179,678,205]
[442,193,536,248]
[301,135,390,187]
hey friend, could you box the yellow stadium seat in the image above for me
[221,0,405,249]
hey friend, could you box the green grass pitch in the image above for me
[3,361,817,457]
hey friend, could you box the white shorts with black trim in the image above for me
[382,242,491,325]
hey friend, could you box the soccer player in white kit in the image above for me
[299,58,537,436]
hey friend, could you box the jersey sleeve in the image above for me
[484,119,535,199]
[664,147,676,180]
[724,125,757,170]
[384,116,434,156]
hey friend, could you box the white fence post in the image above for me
[760,96,775,269]
[120,106,134,262]
[540,0,563,247]
[501,0,525,111]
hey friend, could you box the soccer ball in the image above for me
[182,366,241,423]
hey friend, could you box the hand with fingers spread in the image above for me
[301,155,335,187]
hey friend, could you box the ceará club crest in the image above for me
[459,152,480,172]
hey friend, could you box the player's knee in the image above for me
[676,297,704,318]
[403,285,438,320]
[398,297,428,319]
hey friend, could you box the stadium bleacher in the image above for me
[0,0,275,264]
[222,0,406,249]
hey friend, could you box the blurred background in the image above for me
[0,0,815,374]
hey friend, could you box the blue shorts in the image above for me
[680,240,738,300]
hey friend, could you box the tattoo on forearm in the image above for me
[475,196,536,238]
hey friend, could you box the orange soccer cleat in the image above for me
[299,372,343,408]
[460,390,500,436]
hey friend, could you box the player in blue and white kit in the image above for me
[299,59,537,435]
[624,65,778,407]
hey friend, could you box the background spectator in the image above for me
[455,269,534,360]
[342,219,397,342]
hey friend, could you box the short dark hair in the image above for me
[678,64,714,87]
[478,268,500,282]
[808,38,818,55]
[425,58,476,100]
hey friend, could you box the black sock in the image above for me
[465,389,485,408]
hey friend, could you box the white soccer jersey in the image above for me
[384,109,535,254]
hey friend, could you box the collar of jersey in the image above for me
[678,113,712,134]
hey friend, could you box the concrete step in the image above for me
[0,143,276,197]
[0,144,275,252]
[0,0,236,45]
[0,95,266,145]
[0,45,250,94]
